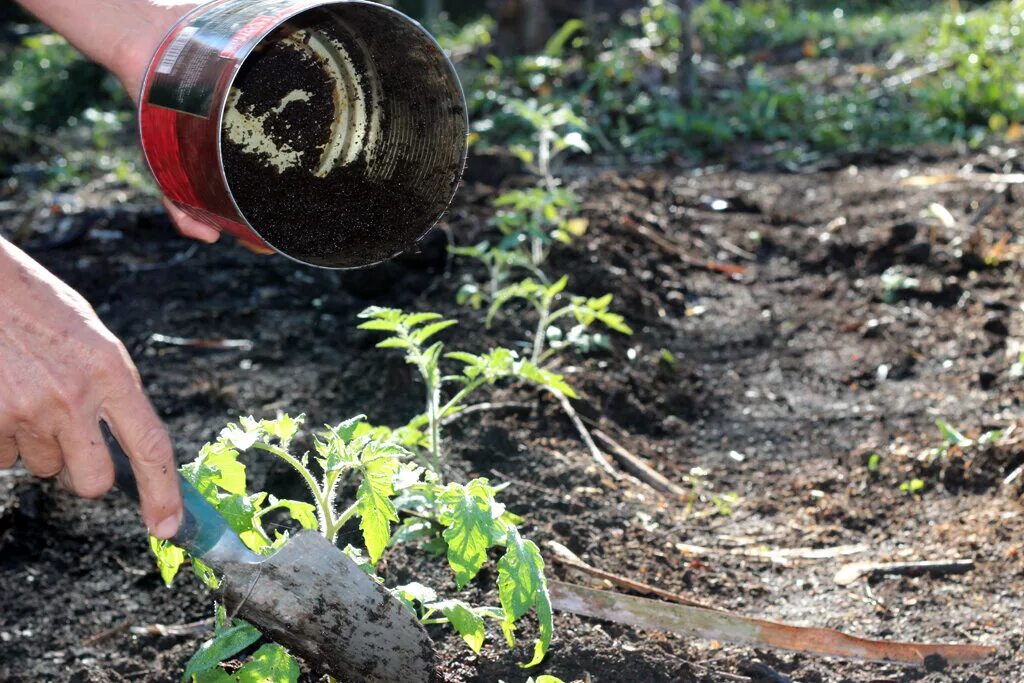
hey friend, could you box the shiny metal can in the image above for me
[139,0,468,268]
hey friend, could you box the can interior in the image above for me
[220,3,467,268]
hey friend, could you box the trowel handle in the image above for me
[101,421,234,557]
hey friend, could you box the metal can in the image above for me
[139,0,468,268]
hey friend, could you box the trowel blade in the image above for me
[218,531,436,683]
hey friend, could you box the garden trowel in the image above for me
[102,424,436,683]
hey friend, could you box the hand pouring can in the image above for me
[138,0,468,268]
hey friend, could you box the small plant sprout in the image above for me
[358,307,576,474]
[487,275,633,364]
[926,418,1002,461]
[682,466,740,519]
[504,99,590,185]
[450,240,546,306]
[151,415,555,680]
[491,186,588,265]
[880,266,921,304]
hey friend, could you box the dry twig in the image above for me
[547,540,712,609]
[833,559,974,586]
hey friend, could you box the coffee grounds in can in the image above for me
[221,10,451,269]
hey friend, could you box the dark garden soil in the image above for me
[1,147,1023,683]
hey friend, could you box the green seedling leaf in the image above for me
[273,499,318,531]
[332,415,366,444]
[936,419,967,446]
[149,536,185,586]
[184,440,247,498]
[221,422,261,452]
[524,583,553,668]
[497,528,545,621]
[900,478,927,494]
[497,527,553,667]
[867,454,881,473]
[192,558,220,590]
[259,414,301,445]
[431,600,486,653]
[517,362,577,398]
[182,622,262,681]
[233,644,300,683]
[394,582,438,610]
[356,446,402,563]
[439,480,507,588]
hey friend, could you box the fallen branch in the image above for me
[833,559,974,586]
[548,580,995,666]
[129,618,214,637]
[547,540,711,609]
[591,429,689,499]
[439,401,532,427]
[621,217,747,278]
[548,389,620,480]
[677,542,869,566]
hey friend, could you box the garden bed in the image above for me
[1,149,1022,682]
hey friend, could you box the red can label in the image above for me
[147,0,309,118]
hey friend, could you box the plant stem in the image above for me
[251,443,335,540]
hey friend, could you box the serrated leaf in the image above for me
[440,480,507,588]
[357,319,401,331]
[233,644,300,683]
[403,312,444,327]
[376,337,410,350]
[523,584,553,668]
[333,415,366,444]
[517,362,577,399]
[192,557,220,590]
[395,582,438,607]
[275,499,318,530]
[221,423,260,452]
[182,623,262,681]
[260,414,301,444]
[413,319,457,344]
[356,448,402,563]
[497,527,545,622]
[149,536,185,586]
[431,600,486,653]
[189,441,247,497]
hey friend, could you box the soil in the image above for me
[221,8,467,268]
[1,147,1023,683]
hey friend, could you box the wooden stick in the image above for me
[834,559,974,586]
[548,389,620,480]
[620,217,747,278]
[547,540,712,609]
[439,401,532,427]
[677,542,870,566]
[129,618,214,637]
[548,581,996,666]
[591,429,689,499]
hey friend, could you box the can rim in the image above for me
[213,0,470,270]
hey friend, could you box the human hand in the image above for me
[0,238,182,538]
[15,1,274,253]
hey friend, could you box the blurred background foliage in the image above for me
[2,0,1024,183]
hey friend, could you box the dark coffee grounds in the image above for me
[221,8,465,269]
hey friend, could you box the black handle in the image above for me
[101,421,233,556]
[101,421,140,502]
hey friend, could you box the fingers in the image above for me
[162,199,277,255]
[57,421,114,499]
[0,434,17,468]
[163,199,220,244]
[102,393,181,539]
[15,430,63,478]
